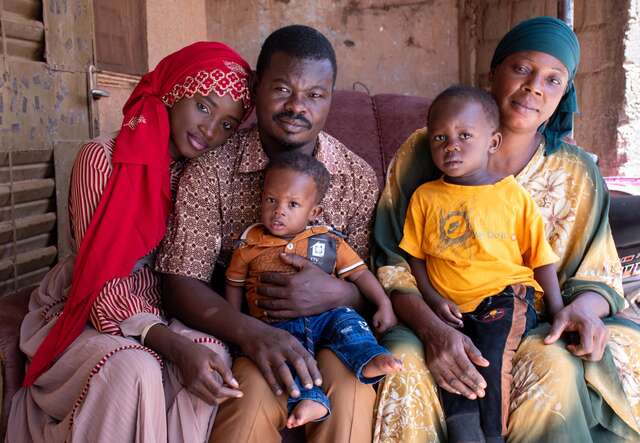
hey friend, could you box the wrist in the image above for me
[145,324,188,363]
[416,317,449,344]
[235,315,270,352]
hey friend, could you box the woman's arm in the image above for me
[373,128,440,296]
[144,324,242,404]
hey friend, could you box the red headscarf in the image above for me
[23,42,252,386]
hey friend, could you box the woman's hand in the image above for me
[391,290,488,400]
[422,323,489,399]
[544,292,609,361]
[173,339,243,405]
[144,323,242,405]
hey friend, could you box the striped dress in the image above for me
[68,135,180,336]
[6,134,230,443]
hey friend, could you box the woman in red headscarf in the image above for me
[7,42,253,442]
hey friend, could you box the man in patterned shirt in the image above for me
[156,25,380,442]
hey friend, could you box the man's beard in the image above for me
[278,139,308,151]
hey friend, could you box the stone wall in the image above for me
[206,0,460,98]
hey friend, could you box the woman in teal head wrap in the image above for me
[372,16,640,443]
[491,16,580,154]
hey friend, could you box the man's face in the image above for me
[255,52,334,151]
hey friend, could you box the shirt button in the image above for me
[511,234,517,241]
[286,243,294,250]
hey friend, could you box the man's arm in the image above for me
[256,253,365,319]
[163,273,323,397]
[225,284,244,311]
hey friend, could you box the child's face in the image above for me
[428,97,501,184]
[261,168,322,238]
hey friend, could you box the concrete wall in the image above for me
[466,0,628,176]
[206,0,460,97]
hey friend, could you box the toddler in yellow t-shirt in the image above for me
[400,85,563,443]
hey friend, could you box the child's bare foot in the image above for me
[362,354,403,378]
[286,400,328,428]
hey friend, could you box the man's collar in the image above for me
[237,127,269,173]
[236,127,349,175]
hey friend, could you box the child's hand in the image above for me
[434,299,463,328]
[373,303,398,335]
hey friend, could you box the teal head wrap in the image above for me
[491,16,580,153]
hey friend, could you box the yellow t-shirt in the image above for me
[400,175,559,313]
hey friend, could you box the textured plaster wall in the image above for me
[97,0,209,134]
[206,0,459,98]
[467,0,628,176]
[618,0,640,177]
[146,0,208,70]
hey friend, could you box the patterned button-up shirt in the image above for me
[156,126,379,282]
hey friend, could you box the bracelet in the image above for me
[140,321,164,346]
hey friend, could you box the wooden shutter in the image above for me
[94,0,147,75]
[0,1,55,294]
[0,149,56,294]
[0,0,45,62]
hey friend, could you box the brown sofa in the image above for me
[1,90,638,440]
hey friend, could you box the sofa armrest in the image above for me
[0,288,31,438]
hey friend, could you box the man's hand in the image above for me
[256,253,358,319]
[240,322,323,397]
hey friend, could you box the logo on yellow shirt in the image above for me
[439,210,473,247]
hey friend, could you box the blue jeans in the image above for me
[272,307,389,419]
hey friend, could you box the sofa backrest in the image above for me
[242,90,432,189]
[324,90,431,188]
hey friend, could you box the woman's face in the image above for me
[169,92,245,160]
[491,51,569,133]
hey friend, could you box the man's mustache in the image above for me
[273,111,312,129]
